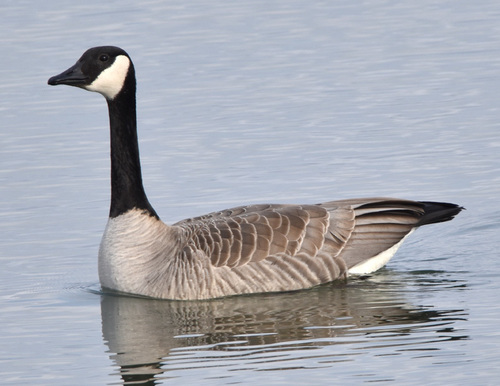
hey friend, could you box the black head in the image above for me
[48,46,133,100]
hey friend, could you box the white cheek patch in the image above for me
[85,55,130,100]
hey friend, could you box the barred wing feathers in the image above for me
[176,204,346,268]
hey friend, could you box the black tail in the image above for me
[417,201,464,226]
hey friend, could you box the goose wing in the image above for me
[175,203,353,268]
[174,198,461,272]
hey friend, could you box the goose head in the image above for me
[48,46,133,101]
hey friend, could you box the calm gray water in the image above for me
[1,1,499,384]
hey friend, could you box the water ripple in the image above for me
[100,278,468,384]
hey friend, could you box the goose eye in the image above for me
[99,54,109,62]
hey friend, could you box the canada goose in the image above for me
[48,46,463,300]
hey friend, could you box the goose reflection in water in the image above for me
[99,272,468,385]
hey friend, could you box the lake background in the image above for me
[1,1,499,384]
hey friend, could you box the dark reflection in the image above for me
[100,272,468,385]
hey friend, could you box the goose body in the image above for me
[48,46,462,300]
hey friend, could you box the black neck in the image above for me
[106,73,158,219]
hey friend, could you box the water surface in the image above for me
[1,1,499,384]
